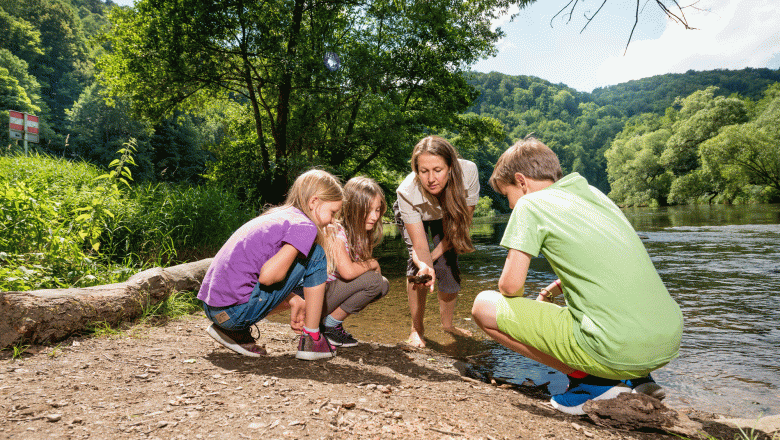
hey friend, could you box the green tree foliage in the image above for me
[0,67,38,115]
[605,115,672,207]
[700,84,780,199]
[67,81,211,183]
[0,7,45,64]
[466,71,626,198]
[606,84,780,206]
[98,0,509,204]
[66,81,153,163]
[1,0,92,135]
[660,87,748,176]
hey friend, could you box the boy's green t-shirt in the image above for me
[501,173,683,370]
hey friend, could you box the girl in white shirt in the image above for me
[320,177,390,347]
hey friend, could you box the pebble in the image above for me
[46,414,62,422]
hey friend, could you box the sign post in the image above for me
[8,110,39,155]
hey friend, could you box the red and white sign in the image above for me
[9,110,24,132]
[25,114,39,134]
[8,110,39,143]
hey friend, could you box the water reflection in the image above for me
[270,204,780,418]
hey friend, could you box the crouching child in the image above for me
[471,136,683,415]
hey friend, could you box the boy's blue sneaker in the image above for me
[550,376,631,415]
[624,374,666,400]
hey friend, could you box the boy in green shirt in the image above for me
[471,136,683,415]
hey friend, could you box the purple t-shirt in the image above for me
[197,206,318,307]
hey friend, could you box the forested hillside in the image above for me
[1,0,214,183]
[465,71,626,201]
[466,68,780,208]
[591,68,780,117]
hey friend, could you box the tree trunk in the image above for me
[583,392,703,437]
[0,258,212,349]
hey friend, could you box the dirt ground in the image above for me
[0,313,772,440]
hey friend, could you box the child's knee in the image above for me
[471,290,501,323]
[365,272,389,299]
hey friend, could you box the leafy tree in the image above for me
[0,67,38,116]
[605,117,672,206]
[99,0,509,204]
[0,7,44,64]
[660,87,748,176]
[1,49,45,114]
[66,81,153,167]
[700,84,780,197]
[1,0,92,144]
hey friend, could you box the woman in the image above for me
[394,136,480,348]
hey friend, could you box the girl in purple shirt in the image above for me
[198,170,343,361]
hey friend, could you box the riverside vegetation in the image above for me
[3,150,780,440]
[0,147,252,293]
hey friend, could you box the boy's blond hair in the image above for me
[489,135,563,192]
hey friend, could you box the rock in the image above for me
[716,414,780,436]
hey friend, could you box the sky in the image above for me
[112,0,780,93]
[472,0,780,92]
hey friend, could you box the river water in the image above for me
[275,203,780,418]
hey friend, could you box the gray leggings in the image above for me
[322,270,389,318]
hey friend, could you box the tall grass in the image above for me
[107,182,252,264]
[0,152,252,291]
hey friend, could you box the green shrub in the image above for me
[0,151,249,291]
[106,183,252,264]
[474,195,495,218]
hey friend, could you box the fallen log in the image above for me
[583,392,703,437]
[0,258,212,349]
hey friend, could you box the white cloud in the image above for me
[491,4,521,32]
[595,0,780,89]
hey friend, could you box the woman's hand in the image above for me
[415,262,436,292]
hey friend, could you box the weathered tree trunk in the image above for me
[0,258,212,349]
[583,392,703,437]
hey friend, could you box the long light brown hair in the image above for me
[265,169,343,274]
[340,176,386,262]
[411,136,474,254]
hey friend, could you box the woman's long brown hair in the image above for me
[411,136,474,254]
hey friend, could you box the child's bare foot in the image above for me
[443,326,472,337]
[405,331,426,348]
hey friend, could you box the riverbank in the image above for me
[1,314,776,439]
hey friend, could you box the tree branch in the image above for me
[551,0,578,27]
